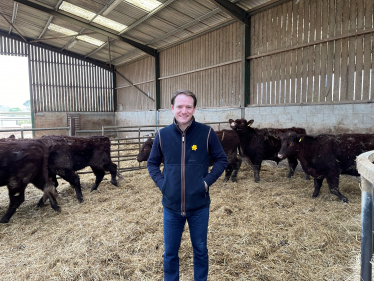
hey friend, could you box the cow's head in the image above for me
[278,132,301,159]
[136,137,154,162]
[229,118,254,131]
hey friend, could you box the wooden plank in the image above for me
[356,35,364,100]
[362,4,372,101]
[273,53,279,104]
[295,0,303,103]
[300,0,309,103]
[290,49,296,103]
[347,0,357,101]
[281,3,287,49]
[325,0,335,102]
[267,8,275,52]
[307,0,316,103]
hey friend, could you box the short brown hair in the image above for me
[171,90,197,108]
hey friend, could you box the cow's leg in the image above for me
[43,185,60,212]
[59,169,83,203]
[231,158,242,182]
[106,162,118,187]
[253,163,261,183]
[312,177,324,198]
[90,168,105,192]
[304,173,311,180]
[1,185,26,223]
[326,175,348,203]
[286,156,298,178]
[50,174,59,187]
[223,164,233,182]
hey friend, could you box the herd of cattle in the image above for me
[0,118,373,223]
[137,118,374,205]
[0,135,120,223]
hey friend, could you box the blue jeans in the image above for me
[163,206,210,281]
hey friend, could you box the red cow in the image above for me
[0,139,59,223]
[278,131,374,202]
[229,118,307,182]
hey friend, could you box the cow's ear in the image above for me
[229,119,234,123]
[248,119,254,126]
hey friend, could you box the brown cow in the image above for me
[138,130,242,182]
[229,118,307,182]
[0,139,59,223]
[55,136,119,192]
[278,131,374,202]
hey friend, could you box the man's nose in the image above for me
[181,107,187,113]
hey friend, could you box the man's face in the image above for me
[171,94,196,126]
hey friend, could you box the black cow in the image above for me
[49,136,119,193]
[278,132,374,202]
[40,136,84,203]
[137,129,243,182]
[0,139,59,223]
[229,118,307,182]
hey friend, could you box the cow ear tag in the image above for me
[299,138,302,142]
[247,123,251,127]
[192,145,197,151]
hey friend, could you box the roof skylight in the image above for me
[59,1,127,32]
[48,23,105,46]
[124,0,162,12]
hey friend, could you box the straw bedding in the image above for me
[0,156,362,280]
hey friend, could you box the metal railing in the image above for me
[357,150,374,281]
[0,127,69,138]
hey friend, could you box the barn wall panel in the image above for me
[116,56,155,111]
[160,22,242,109]
[249,0,374,105]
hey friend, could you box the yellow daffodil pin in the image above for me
[192,145,197,151]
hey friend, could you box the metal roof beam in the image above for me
[37,0,63,39]
[84,0,174,59]
[0,12,27,42]
[9,2,18,34]
[14,0,157,57]
[210,0,249,26]
[0,29,112,70]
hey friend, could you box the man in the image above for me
[147,89,228,281]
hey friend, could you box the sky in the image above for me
[0,55,30,108]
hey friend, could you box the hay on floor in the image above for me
[0,160,362,280]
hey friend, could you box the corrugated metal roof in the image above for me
[0,0,276,66]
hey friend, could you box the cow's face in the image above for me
[278,132,300,159]
[229,119,254,131]
[136,138,154,162]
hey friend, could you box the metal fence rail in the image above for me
[357,150,374,281]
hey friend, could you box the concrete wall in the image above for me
[244,103,374,134]
[115,103,373,139]
[34,112,115,137]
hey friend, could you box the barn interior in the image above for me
[0,0,373,280]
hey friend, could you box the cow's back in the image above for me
[62,135,112,170]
